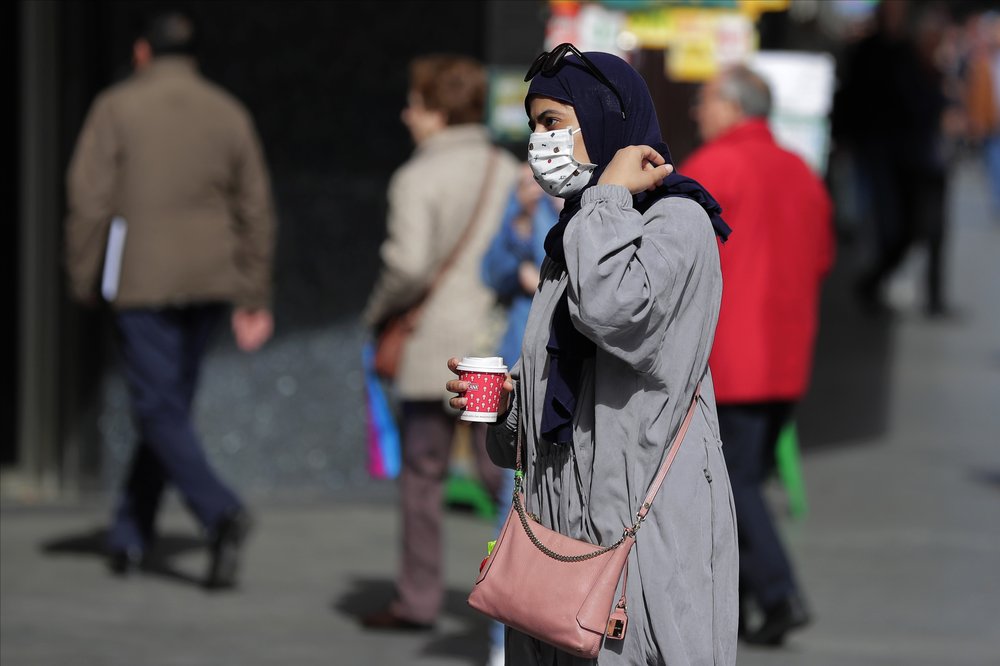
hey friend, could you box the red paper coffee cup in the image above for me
[457,356,507,422]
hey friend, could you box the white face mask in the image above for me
[527,126,597,198]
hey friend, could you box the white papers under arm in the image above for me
[101,216,127,302]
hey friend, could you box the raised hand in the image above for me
[597,145,674,194]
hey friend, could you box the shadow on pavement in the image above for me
[796,238,896,450]
[39,527,206,587]
[332,577,492,664]
[969,468,1000,491]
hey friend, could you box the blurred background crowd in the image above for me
[7,0,997,503]
[4,0,999,664]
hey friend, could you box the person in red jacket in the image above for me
[681,64,834,647]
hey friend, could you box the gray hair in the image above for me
[717,65,772,118]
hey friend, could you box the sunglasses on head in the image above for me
[524,43,626,120]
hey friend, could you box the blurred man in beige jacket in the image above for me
[64,10,276,589]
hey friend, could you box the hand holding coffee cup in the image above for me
[446,357,514,422]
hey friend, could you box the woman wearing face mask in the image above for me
[448,45,738,665]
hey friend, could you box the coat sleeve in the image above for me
[363,165,437,329]
[230,110,277,310]
[64,94,119,303]
[485,360,521,470]
[563,184,713,373]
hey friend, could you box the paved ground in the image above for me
[2,158,999,665]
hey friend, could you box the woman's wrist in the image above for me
[581,183,633,207]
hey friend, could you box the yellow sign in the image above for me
[739,0,790,20]
[666,9,756,82]
[625,7,676,49]
[561,2,775,83]
[667,9,716,82]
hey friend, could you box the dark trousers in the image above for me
[857,152,949,311]
[108,304,242,553]
[718,402,799,612]
[391,400,504,623]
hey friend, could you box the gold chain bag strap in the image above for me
[467,385,701,658]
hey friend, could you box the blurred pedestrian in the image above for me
[682,64,834,645]
[479,163,560,666]
[64,10,276,589]
[449,44,738,664]
[965,11,1000,215]
[482,164,562,374]
[833,0,954,316]
[361,54,519,631]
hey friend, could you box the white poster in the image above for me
[748,51,836,175]
[101,216,127,302]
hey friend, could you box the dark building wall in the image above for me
[48,0,548,499]
[61,1,495,330]
[4,1,21,467]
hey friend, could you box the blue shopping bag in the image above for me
[363,342,401,479]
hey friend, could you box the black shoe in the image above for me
[744,595,811,647]
[854,278,892,318]
[203,510,253,590]
[107,547,143,576]
[925,303,964,322]
[360,607,434,631]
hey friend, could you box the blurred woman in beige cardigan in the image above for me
[361,54,519,631]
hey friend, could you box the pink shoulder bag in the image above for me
[467,386,701,658]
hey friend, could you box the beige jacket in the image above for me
[364,125,519,399]
[65,57,276,309]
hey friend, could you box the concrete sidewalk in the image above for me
[3,158,999,665]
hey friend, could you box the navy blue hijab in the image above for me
[527,51,731,444]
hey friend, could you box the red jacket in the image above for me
[680,119,834,403]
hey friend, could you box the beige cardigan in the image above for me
[65,57,276,309]
[364,125,519,399]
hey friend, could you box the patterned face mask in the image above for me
[527,126,596,198]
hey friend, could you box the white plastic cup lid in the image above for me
[456,356,507,373]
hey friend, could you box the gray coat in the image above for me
[486,185,738,665]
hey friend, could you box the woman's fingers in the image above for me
[635,145,665,166]
[599,145,674,194]
[642,159,673,173]
[645,163,674,190]
[446,357,466,408]
[447,376,468,410]
[447,369,513,413]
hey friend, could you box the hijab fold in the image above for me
[527,52,731,444]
